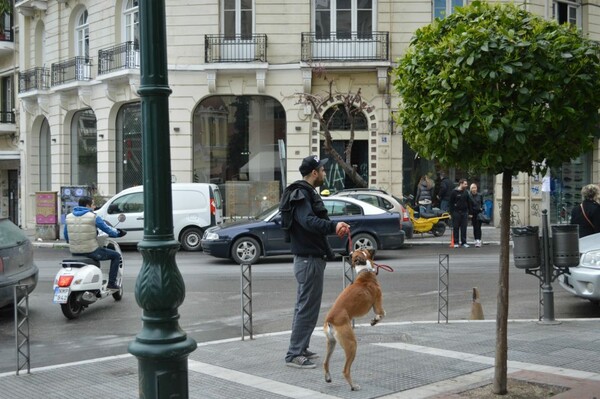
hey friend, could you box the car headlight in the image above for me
[203,231,220,240]
[580,249,600,268]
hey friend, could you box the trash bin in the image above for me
[512,226,540,269]
[551,225,580,268]
[484,199,493,220]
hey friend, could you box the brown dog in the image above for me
[323,249,385,391]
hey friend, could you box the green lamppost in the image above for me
[128,0,197,397]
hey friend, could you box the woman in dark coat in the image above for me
[570,184,600,238]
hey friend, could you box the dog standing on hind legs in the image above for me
[323,248,385,391]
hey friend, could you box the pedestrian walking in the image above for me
[449,178,470,247]
[570,184,600,237]
[437,171,453,212]
[469,183,484,247]
[279,155,350,369]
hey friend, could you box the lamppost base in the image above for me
[537,319,562,325]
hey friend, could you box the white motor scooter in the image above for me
[53,215,127,319]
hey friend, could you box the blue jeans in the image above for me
[285,255,326,362]
[75,247,121,285]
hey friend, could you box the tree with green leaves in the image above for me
[393,1,600,394]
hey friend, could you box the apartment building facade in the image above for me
[8,0,600,233]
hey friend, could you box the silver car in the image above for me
[0,219,39,308]
[558,232,600,302]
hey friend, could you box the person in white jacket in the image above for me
[64,196,123,290]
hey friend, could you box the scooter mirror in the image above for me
[117,214,127,223]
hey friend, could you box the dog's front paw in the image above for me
[370,318,379,326]
[325,372,331,383]
[351,383,361,391]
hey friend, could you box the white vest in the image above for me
[66,212,98,254]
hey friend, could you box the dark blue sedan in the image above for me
[201,196,405,264]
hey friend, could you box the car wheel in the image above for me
[352,233,377,252]
[61,293,83,319]
[433,222,446,237]
[231,237,261,264]
[180,227,204,251]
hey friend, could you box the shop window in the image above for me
[71,109,97,185]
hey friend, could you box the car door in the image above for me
[102,192,144,243]
[264,213,290,255]
[323,199,364,253]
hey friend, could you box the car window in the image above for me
[355,194,379,207]
[381,198,395,210]
[0,219,27,247]
[107,192,144,214]
[325,200,362,216]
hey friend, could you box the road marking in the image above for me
[188,360,338,399]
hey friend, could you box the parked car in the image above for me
[201,196,405,264]
[96,183,223,251]
[558,232,600,302]
[332,190,414,238]
[0,219,38,308]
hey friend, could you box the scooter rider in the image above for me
[64,196,124,290]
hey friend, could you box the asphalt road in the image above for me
[1,244,599,374]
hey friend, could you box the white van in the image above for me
[96,183,223,251]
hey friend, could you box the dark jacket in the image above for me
[438,177,453,202]
[449,188,471,214]
[416,180,433,204]
[469,192,484,216]
[571,199,600,238]
[279,180,336,258]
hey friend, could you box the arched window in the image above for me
[116,102,142,192]
[75,10,89,58]
[193,95,286,218]
[39,118,51,191]
[71,109,97,185]
[323,105,368,130]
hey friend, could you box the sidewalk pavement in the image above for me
[1,319,599,398]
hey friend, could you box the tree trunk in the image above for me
[493,170,512,394]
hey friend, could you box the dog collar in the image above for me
[356,260,376,274]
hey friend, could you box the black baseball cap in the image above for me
[299,155,328,176]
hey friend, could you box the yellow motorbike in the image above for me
[403,196,451,237]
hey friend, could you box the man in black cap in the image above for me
[280,155,350,368]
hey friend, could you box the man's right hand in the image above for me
[335,222,350,238]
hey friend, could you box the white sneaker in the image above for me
[461,243,470,248]
[475,240,482,248]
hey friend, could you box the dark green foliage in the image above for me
[393,1,600,174]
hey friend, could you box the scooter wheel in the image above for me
[61,293,83,319]
[432,222,446,237]
[112,286,123,301]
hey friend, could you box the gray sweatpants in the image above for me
[285,255,326,362]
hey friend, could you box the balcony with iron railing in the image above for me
[205,34,268,63]
[301,31,389,62]
[51,56,93,87]
[0,108,16,135]
[98,41,140,75]
[18,67,50,94]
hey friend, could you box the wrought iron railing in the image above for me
[18,67,50,93]
[98,41,140,75]
[205,34,267,63]
[51,56,93,86]
[301,31,389,62]
[0,110,14,123]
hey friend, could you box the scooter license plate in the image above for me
[53,287,70,304]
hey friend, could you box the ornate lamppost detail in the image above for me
[128,0,197,397]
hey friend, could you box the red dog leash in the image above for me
[346,230,394,274]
